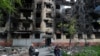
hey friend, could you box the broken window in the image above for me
[36,12,41,18]
[0,18,6,27]
[95,33,100,39]
[0,33,7,39]
[12,22,19,30]
[45,3,51,8]
[46,13,52,18]
[36,23,41,28]
[21,0,32,9]
[21,34,30,38]
[46,32,52,35]
[36,3,42,9]
[92,22,100,29]
[78,34,82,39]
[35,33,40,39]
[87,34,91,39]
[56,5,60,9]
[56,33,61,39]
[23,0,33,3]
[86,24,89,28]
[56,22,61,28]
[56,13,60,18]
[44,20,52,27]
[23,22,30,30]
[46,23,52,27]
[23,12,31,17]
[66,34,70,39]
[65,8,71,14]
[12,34,19,39]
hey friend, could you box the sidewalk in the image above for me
[38,47,54,56]
[22,47,54,56]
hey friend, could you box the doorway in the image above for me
[45,38,51,46]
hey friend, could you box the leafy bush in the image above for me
[61,45,100,56]
[74,45,100,56]
[62,50,68,56]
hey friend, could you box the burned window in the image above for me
[0,18,6,27]
[56,13,60,18]
[86,24,89,28]
[45,3,51,8]
[23,22,30,30]
[36,12,41,18]
[66,35,70,39]
[0,33,7,39]
[23,0,33,3]
[12,22,19,30]
[92,22,100,29]
[36,3,42,9]
[21,34,30,38]
[87,34,91,39]
[95,33,100,39]
[56,33,61,39]
[78,34,82,39]
[44,20,52,27]
[56,22,61,28]
[56,5,60,9]
[35,33,40,39]
[46,32,52,35]
[65,8,71,14]
[12,34,19,39]
[46,13,52,18]
[46,23,52,27]
[36,23,41,28]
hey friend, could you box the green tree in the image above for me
[0,0,21,13]
[0,0,21,42]
[68,17,76,47]
[57,16,76,47]
[0,0,22,24]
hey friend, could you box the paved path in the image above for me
[22,47,54,56]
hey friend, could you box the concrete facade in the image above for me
[0,0,100,46]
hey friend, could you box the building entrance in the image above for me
[45,38,51,46]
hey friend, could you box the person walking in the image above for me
[54,45,61,56]
[29,44,39,56]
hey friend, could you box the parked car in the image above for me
[0,48,8,56]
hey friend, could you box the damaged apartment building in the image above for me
[53,0,76,44]
[0,0,55,46]
[70,0,100,45]
[0,0,34,46]
[0,0,100,46]
[53,0,100,45]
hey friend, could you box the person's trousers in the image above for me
[35,52,39,56]
[55,53,60,56]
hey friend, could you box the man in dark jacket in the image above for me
[54,45,61,56]
[29,44,39,56]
